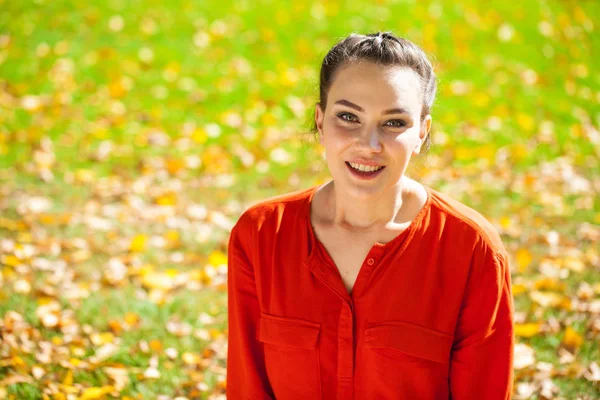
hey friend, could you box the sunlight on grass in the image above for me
[1,0,599,398]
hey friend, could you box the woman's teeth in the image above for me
[348,162,384,172]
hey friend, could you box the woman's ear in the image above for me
[414,114,432,155]
[315,103,324,144]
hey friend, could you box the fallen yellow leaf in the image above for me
[108,80,126,98]
[562,326,584,352]
[515,248,532,272]
[558,296,572,311]
[166,158,185,175]
[1,254,21,267]
[512,283,527,296]
[90,332,114,346]
[511,143,528,162]
[454,146,472,162]
[516,113,535,132]
[155,191,177,206]
[69,358,82,367]
[563,257,585,272]
[499,216,511,230]
[141,271,176,290]
[79,386,115,400]
[189,269,207,282]
[149,339,162,353]
[165,268,179,277]
[0,217,25,231]
[74,169,95,183]
[124,312,140,327]
[63,369,73,386]
[182,352,199,365]
[208,251,227,267]
[108,319,122,334]
[0,356,25,368]
[129,234,147,253]
[530,291,563,308]
[534,277,565,292]
[191,128,208,144]
[164,230,180,246]
[515,322,541,338]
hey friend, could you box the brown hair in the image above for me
[313,32,437,153]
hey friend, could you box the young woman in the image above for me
[227,32,514,399]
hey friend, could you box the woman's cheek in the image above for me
[391,128,417,147]
[327,124,353,143]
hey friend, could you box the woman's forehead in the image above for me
[329,62,422,112]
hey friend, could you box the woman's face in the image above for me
[315,61,431,200]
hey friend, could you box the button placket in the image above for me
[338,303,354,381]
[365,244,388,267]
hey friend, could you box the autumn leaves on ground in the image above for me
[0,1,599,399]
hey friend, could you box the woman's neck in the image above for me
[320,176,420,234]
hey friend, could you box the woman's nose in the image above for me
[357,126,382,152]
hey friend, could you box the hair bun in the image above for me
[370,32,400,47]
[381,32,400,43]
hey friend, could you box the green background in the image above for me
[0,0,599,398]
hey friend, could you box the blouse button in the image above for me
[367,258,375,266]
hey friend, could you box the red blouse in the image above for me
[226,185,514,399]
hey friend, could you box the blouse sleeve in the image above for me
[449,247,515,399]
[226,222,275,399]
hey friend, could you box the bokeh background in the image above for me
[1,0,599,399]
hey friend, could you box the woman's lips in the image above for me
[345,161,386,180]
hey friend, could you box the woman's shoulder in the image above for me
[425,186,506,255]
[232,185,317,234]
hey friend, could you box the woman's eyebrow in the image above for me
[382,107,410,115]
[333,99,410,115]
[334,99,364,112]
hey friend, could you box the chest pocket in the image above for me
[257,313,322,400]
[364,321,453,398]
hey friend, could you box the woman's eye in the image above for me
[337,112,359,123]
[385,120,406,128]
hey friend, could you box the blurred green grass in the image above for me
[1,0,599,399]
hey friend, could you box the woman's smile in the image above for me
[345,161,386,180]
